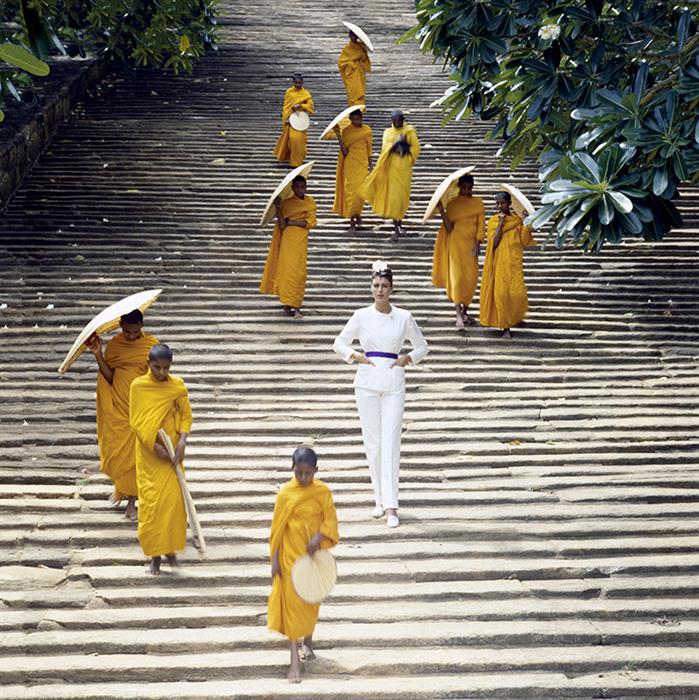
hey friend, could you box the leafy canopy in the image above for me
[0,0,218,124]
[402,0,698,251]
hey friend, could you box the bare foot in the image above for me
[288,641,302,683]
[455,315,465,329]
[166,553,179,567]
[464,315,477,326]
[293,309,303,319]
[501,328,513,339]
[282,305,293,316]
[300,636,315,660]
[124,497,137,521]
[148,557,161,575]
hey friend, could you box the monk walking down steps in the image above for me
[268,446,339,683]
[479,190,535,339]
[89,309,158,520]
[129,343,193,575]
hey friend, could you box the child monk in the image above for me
[268,446,339,683]
[479,191,535,338]
[259,174,317,319]
[432,174,486,328]
[332,109,373,231]
[338,29,371,106]
[129,343,193,575]
[274,73,315,167]
[88,309,158,520]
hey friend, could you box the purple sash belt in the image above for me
[365,351,398,359]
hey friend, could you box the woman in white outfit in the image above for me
[333,261,429,528]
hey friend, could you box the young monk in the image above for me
[268,446,339,683]
[332,109,373,231]
[129,343,193,575]
[89,309,158,520]
[338,30,371,106]
[360,109,420,242]
[259,175,317,319]
[274,73,315,168]
[432,174,486,328]
[479,191,535,339]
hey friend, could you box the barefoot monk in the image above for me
[89,309,158,520]
[274,73,315,168]
[269,446,339,683]
[333,109,373,231]
[338,30,371,106]
[129,343,192,575]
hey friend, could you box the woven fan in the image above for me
[291,550,337,604]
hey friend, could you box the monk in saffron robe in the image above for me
[260,175,317,319]
[274,73,315,168]
[338,30,371,106]
[332,109,373,231]
[360,109,420,241]
[129,343,192,575]
[432,174,486,328]
[88,309,158,520]
[480,191,535,339]
[268,446,339,683]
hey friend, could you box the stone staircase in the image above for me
[1,0,699,697]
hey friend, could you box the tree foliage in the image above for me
[402,0,699,251]
[1,0,218,124]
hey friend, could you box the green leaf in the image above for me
[607,190,633,213]
[0,43,50,76]
[0,108,4,123]
[599,196,614,224]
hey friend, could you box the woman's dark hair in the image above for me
[292,445,318,468]
[458,174,474,187]
[371,268,393,286]
[149,343,173,362]
[495,190,512,203]
[292,175,307,186]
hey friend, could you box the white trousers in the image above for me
[354,386,405,510]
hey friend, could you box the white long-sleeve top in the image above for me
[333,305,429,392]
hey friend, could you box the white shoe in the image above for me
[371,506,384,519]
[386,514,400,528]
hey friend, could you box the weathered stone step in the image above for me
[3,671,699,699]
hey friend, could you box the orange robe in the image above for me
[333,123,372,219]
[95,332,158,500]
[338,41,371,106]
[361,124,420,220]
[274,86,314,167]
[260,194,317,309]
[479,213,535,328]
[268,477,339,640]
[129,371,193,557]
[432,195,486,306]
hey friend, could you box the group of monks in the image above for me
[85,22,537,689]
[262,25,535,335]
[90,311,193,575]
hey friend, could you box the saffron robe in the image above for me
[129,371,193,558]
[333,123,372,219]
[260,194,317,309]
[432,195,486,306]
[274,86,315,167]
[338,41,371,106]
[268,477,339,640]
[360,124,420,220]
[95,332,158,500]
[479,213,535,329]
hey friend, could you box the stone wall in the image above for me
[0,57,110,212]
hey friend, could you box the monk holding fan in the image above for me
[274,73,314,168]
[480,190,535,338]
[338,24,372,106]
[89,309,158,520]
[333,109,373,231]
[268,446,339,683]
[129,343,193,575]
